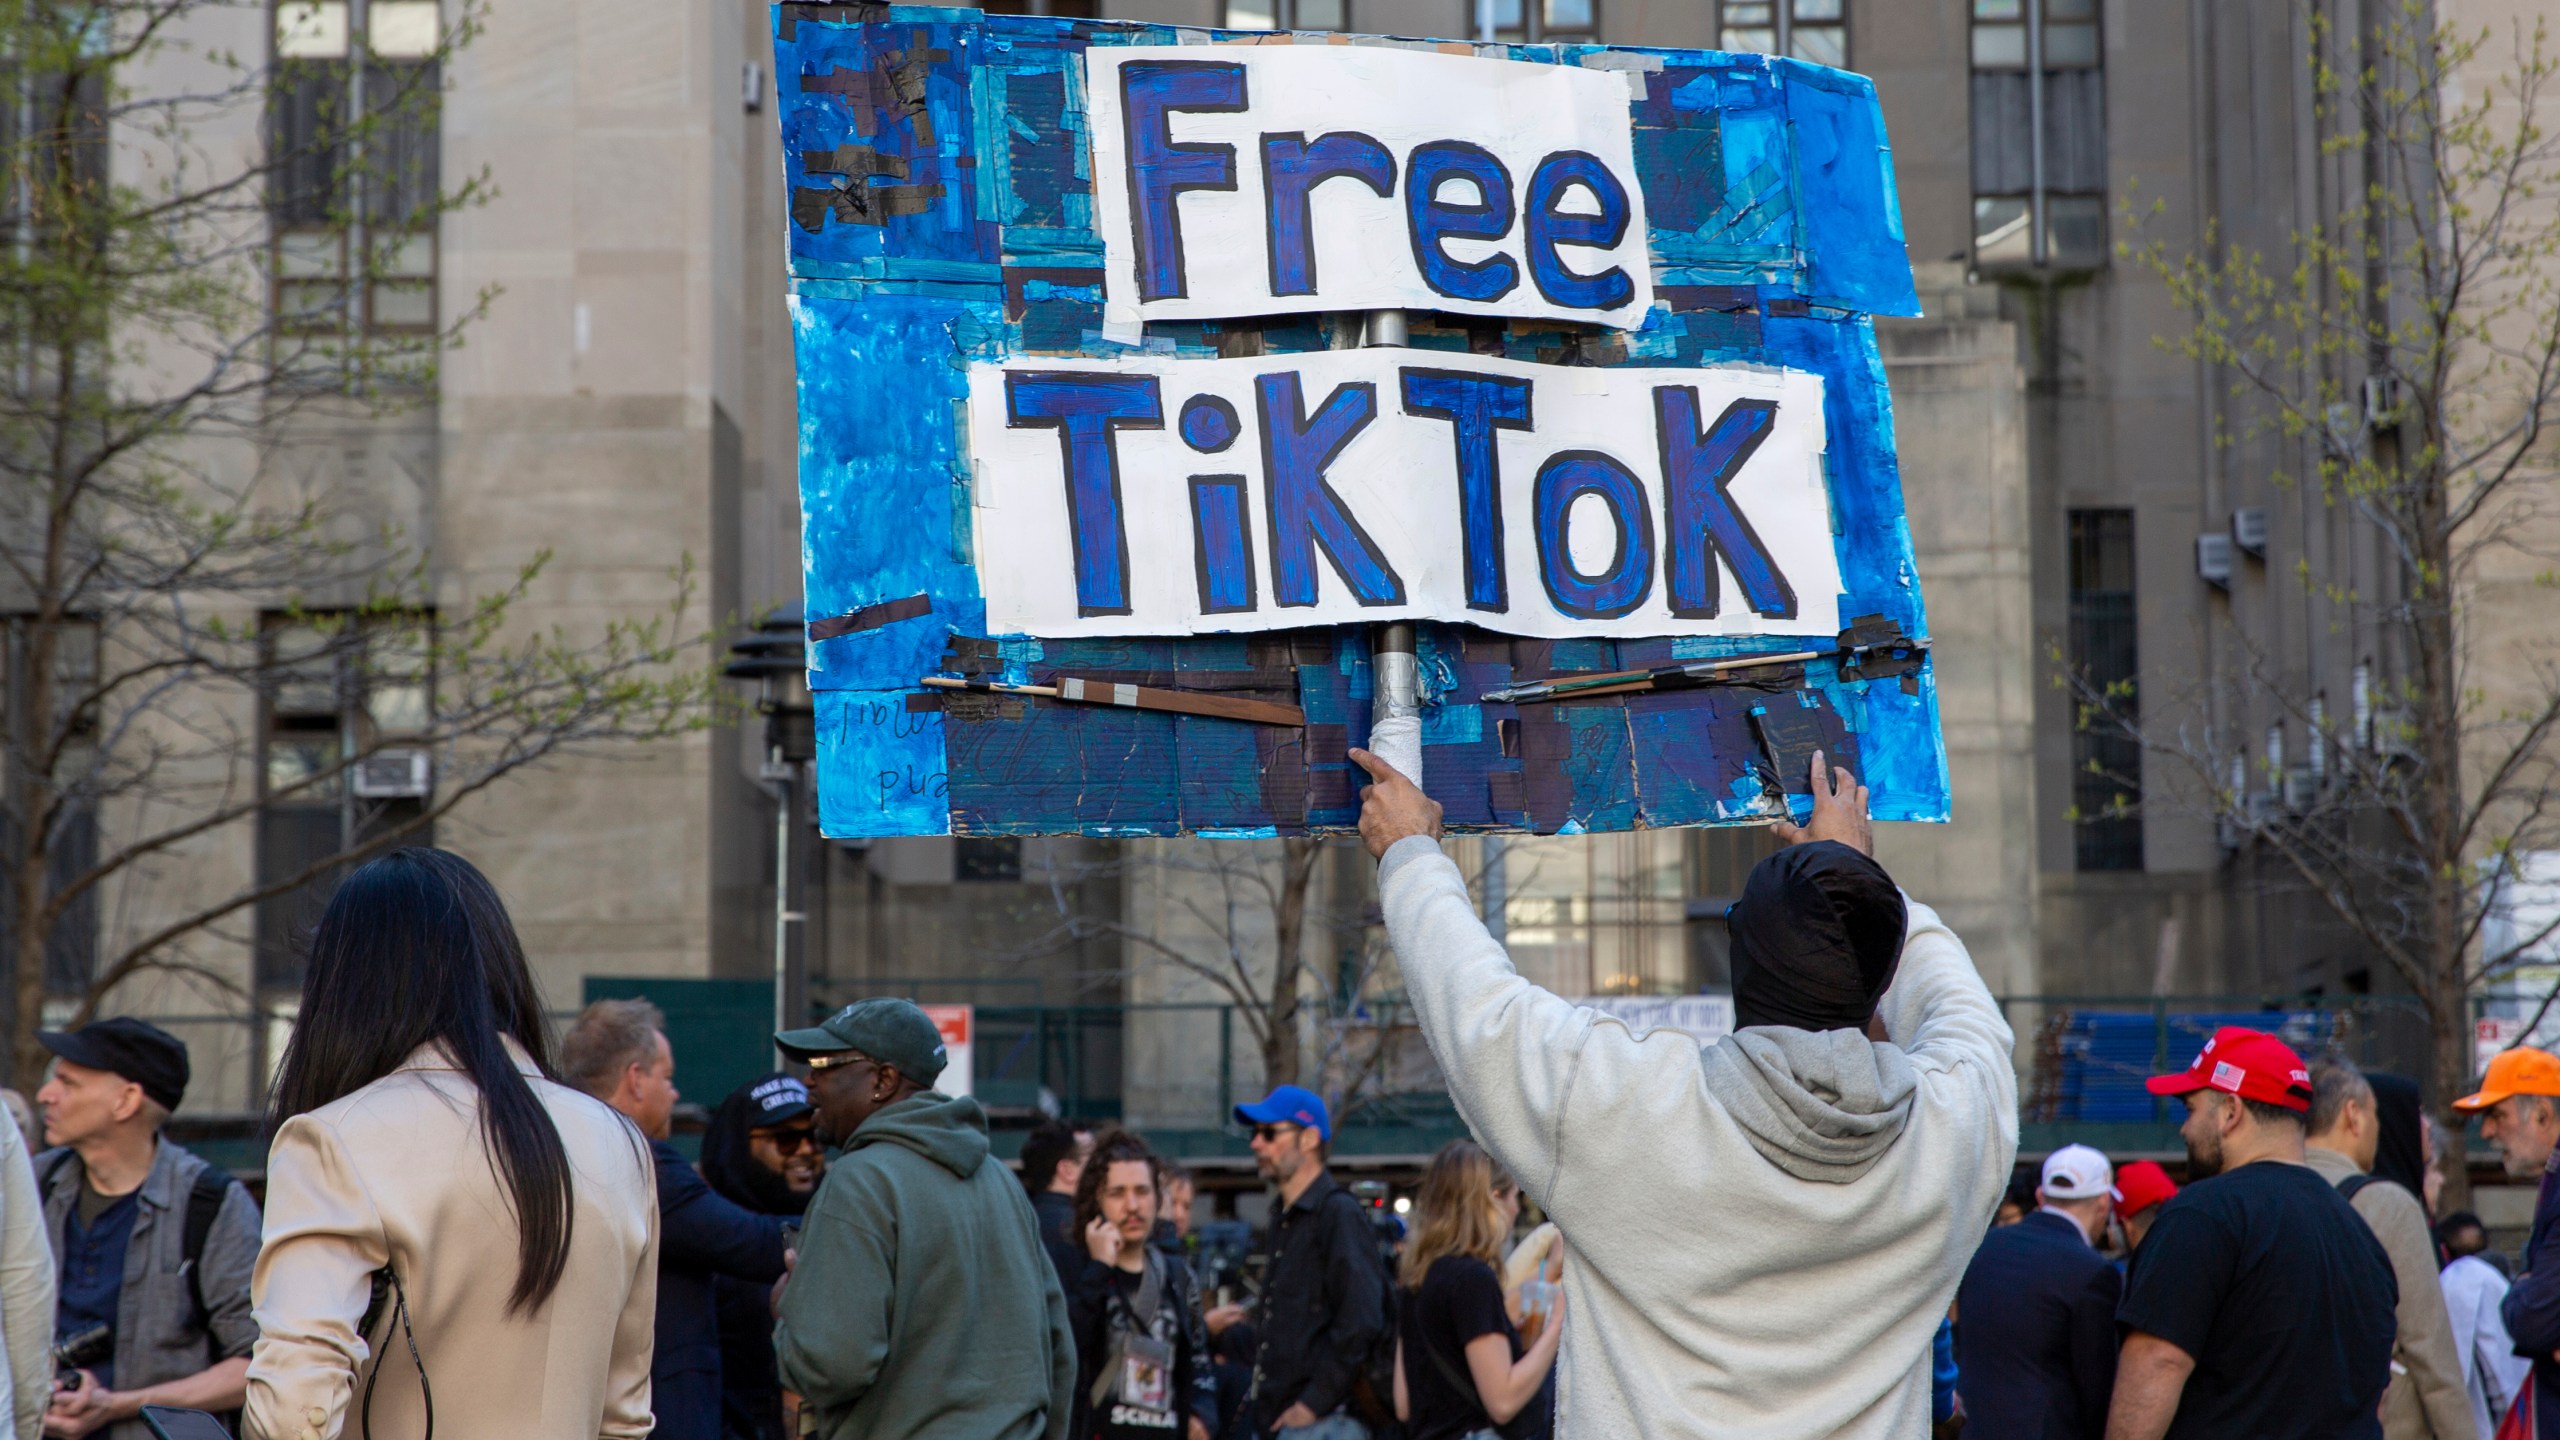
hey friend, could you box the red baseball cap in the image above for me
[2144,1026,2314,1111]
[2112,1159,2178,1219]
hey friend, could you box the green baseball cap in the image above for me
[776,998,949,1085]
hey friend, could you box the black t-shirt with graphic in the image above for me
[2117,1158,2398,1440]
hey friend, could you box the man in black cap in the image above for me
[32,1017,260,1440]
[1349,748,2018,1440]
[772,999,1074,1440]
[701,1072,826,1440]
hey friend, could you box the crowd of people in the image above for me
[1,759,2559,1438]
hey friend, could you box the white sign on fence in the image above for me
[968,348,1841,640]
[1085,45,1654,333]
[1573,994,1737,1043]
[926,1003,975,1099]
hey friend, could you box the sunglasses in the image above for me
[1251,1122,1302,1143]
[806,1051,877,1074]
[755,1129,822,1155]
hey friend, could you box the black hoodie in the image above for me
[702,1079,819,1440]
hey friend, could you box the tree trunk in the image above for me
[2431,981,2476,1213]
[1258,838,1325,1090]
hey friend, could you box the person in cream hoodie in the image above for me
[1347,746,2017,1440]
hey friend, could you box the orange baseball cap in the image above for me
[2452,1046,2560,1112]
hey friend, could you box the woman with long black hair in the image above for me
[243,848,658,1440]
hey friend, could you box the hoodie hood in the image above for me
[702,1076,817,1216]
[1697,1026,1918,1183]
[848,1090,991,1180]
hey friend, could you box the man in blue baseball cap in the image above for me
[1206,1084,1389,1440]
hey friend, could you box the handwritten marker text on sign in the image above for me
[1085,45,1654,333]
[969,350,1841,641]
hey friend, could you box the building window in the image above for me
[1971,0,2105,268]
[1686,825,1779,989]
[270,1,442,336]
[955,837,1025,882]
[2,618,101,994]
[1718,0,1847,67]
[255,614,434,991]
[2067,510,2141,871]
[1484,0,1598,43]
[1225,0,1344,28]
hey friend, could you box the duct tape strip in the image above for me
[808,592,932,642]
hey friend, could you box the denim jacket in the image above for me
[36,1138,261,1440]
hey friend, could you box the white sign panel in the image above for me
[1085,45,1654,333]
[926,1004,974,1098]
[1575,995,1736,1043]
[967,348,1842,641]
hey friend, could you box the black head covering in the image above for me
[2367,1072,2427,1200]
[1728,841,1909,1034]
[701,1073,820,1217]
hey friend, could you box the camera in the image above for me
[53,1324,109,1382]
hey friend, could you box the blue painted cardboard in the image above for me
[773,3,1945,838]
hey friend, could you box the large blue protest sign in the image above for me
[772,4,1944,838]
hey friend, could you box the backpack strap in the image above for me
[2336,1172,2377,1204]
[180,1164,235,1321]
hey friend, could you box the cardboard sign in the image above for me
[969,349,1838,639]
[772,8,1945,839]
[1086,45,1653,333]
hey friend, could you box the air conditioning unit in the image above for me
[2231,507,2269,558]
[2196,534,2235,588]
[2283,766,2319,812]
[2363,374,2403,430]
[352,749,431,798]
[2244,790,2279,824]
[2372,707,2421,764]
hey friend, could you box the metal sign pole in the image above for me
[1359,311,1424,785]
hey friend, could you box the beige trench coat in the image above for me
[243,1041,659,1440]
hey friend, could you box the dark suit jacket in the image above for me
[2505,1165,2560,1440]
[651,1139,790,1440]
[1954,1210,2123,1440]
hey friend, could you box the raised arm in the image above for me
[1356,748,1604,1203]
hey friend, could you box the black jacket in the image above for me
[2506,1167,2560,1440]
[1069,1252,1220,1438]
[1035,1189,1083,1291]
[1246,1172,1387,1426]
[1954,1211,2122,1440]
[651,1139,790,1440]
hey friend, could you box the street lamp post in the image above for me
[725,608,817,1059]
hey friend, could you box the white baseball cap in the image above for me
[2039,1144,2114,1201]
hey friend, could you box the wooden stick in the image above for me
[1482,648,1829,705]
[920,675,1305,727]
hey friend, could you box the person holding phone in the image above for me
[243,848,659,1440]
[1068,1131,1217,1440]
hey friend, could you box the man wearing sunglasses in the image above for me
[1349,746,2017,1440]
[773,998,1075,1440]
[1204,1086,1389,1440]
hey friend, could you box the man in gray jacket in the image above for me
[2304,1058,2470,1440]
[32,1019,259,1440]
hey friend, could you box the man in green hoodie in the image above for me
[773,999,1075,1440]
